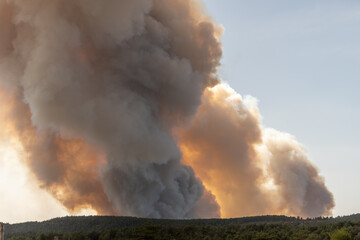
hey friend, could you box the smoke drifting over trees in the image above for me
[0,0,334,218]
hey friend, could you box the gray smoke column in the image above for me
[0,0,222,218]
[0,0,334,218]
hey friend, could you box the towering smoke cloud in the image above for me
[0,0,334,218]
[0,0,222,218]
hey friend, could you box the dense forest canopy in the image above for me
[3,214,360,240]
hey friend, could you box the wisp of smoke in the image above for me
[0,0,334,218]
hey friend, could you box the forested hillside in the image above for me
[3,214,360,240]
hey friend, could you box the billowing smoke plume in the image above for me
[0,0,222,218]
[0,0,333,218]
[178,85,334,217]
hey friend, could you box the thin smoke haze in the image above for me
[0,0,334,219]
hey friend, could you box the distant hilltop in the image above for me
[3,214,360,239]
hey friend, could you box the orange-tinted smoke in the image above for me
[0,89,115,215]
[179,85,270,217]
[0,0,223,218]
[178,84,334,218]
[0,0,335,219]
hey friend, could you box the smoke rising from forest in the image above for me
[0,0,334,218]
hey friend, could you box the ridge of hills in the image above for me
[3,214,360,238]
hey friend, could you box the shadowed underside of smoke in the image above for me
[0,0,334,218]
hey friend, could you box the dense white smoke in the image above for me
[0,0,334,218]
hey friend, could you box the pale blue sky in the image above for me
[203,0,360,216]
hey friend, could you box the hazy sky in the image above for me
[202,0,360,216]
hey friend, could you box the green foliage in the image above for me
[4,215,360,240]
[330,229,351,240]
